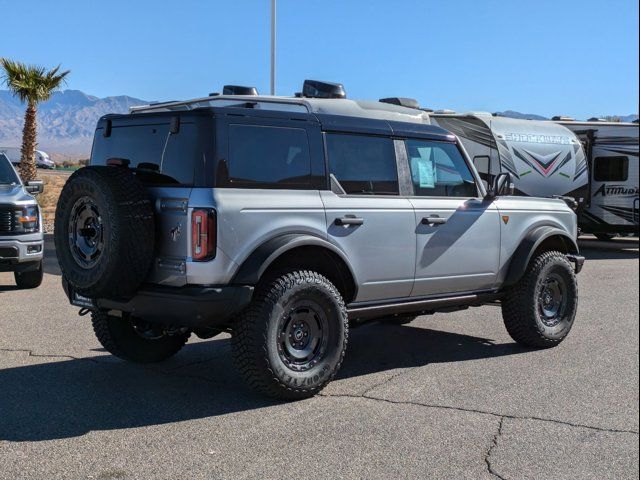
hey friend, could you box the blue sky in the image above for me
[2,0,638,118]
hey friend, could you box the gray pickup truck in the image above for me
[54,81,585,399]
[0,152,44,288]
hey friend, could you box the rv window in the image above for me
[405,140,478,197]
[326,134,399,195]
[594,156,629,182]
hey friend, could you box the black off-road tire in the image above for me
[91,311,189,363]
[14,261,43,289]
[502,250,578,348]
[232,271,348,400]
[377,314,417,325]
[54,166,155,299]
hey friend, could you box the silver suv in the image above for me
[54,81,585,399]
[0,152,44,288]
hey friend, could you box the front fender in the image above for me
[503,226,579,287]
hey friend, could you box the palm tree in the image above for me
[0,59,70,181]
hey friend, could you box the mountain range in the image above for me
[0,89,637,158]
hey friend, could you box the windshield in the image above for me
[0,153,20,185]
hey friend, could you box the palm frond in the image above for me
[0,58,70,104]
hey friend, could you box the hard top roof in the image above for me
[130,94,431,124]
[108,94,453,141]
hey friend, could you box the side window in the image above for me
[594,156,629,182]
[405,139,478,197]
[223,124,312,189]
[326,133,398,195]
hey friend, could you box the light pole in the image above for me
[270,0,276,95]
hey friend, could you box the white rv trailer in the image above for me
[556,120,639,239]
[0,146,55,169]
[429,112,590,203]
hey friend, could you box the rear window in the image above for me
[91,118,204,186]
[594,156,629,182]
[220,124,313,189]
[326,134,399,195]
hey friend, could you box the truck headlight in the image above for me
[14,205,39,233]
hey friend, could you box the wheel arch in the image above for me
[231,234,359,303]
[503,226,579,287]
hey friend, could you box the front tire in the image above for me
[232,270,348,400]
[502,251,578,348]
[91,311,189,363]
[14,261,43,289]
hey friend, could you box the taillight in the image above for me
[191,209,216,261]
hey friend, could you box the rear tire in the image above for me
[92,311,189,363]
[502,250,577,348]
[14,261,43,289]
[232,270,348,399]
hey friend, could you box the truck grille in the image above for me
[0,206,14,233]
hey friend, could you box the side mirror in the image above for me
[25,180,44,195]
[486,172,514,199]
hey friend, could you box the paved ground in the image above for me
[1,236,638,479]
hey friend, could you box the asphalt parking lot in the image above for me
[1,235,638,479]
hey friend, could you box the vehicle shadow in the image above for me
[0,322,524,442]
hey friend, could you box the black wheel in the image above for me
[232,270,348,400]
[595,233,616,242]
[91,311,189,363]
[54,166,155,299]
[502,250,578,348]
[377,315,417,325]
[14,261,43,289]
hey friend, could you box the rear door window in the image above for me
[325,133,399,195]
[222,124,313,189]
[594,156,629,182]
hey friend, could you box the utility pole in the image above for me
[270,0,276,95]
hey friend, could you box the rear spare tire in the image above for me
[54,166,155,299]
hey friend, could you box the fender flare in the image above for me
[503,226,579,287]
[231,233,357,288]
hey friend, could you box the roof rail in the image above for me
[130,95,311,114]
[433,109,456,114]
[552,115,574,121]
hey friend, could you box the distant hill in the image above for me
[1,89,637,157]
[0,90,148,156]
[494,110,548,120]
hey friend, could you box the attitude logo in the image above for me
[593,184,640,197]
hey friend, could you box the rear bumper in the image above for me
[566,254,585,274]
[62,279,254,328]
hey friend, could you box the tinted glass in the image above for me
[224,124,312,188]
[0,154,19,184]
[91,119,203,185]
[594,156,629,182]
[326,134,398,195]
[405,140,477,197]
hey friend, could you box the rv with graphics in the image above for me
[556,120,639,240]
[426,112,638,239]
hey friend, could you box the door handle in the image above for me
[334,216,364,226]
[421,216,447,226]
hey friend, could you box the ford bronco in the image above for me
[54,81,584,399]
